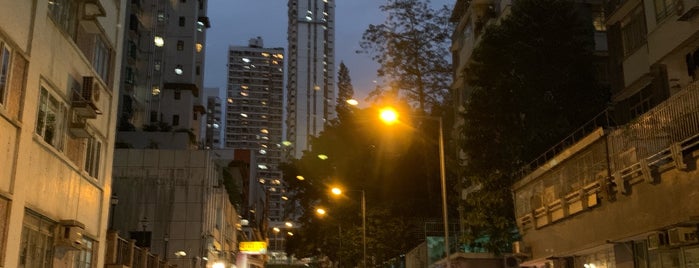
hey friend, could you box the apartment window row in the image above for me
[49,0,114,85]
[36,85,104,180]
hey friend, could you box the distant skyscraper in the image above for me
[226,37,286,221]
[286,0,336,158]
[204,87,224,149]
[116,0,210,149]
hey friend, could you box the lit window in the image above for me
[240,92,248,96]
[152,86,160,95]
[174,65,183,75]
[196,43,203,52]
[154,36,165,47]
[242,58,251,63]
[35,86,67,150]
[261,52,270,57]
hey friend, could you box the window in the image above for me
[173,115,180,126]
[621,5,647,57]
[179,16,185,27]
[93,37,112,83]
[48,0,78,38]
[0,42,10,106]
[177,40,184,51]
[654,0,678,21]
[73,237,95,268]
[592,10,607,31]
[150,110,158,122]
[35,87,67,150]
[174,90,181,100]
[85,137,101,179]
[19,211,55,268]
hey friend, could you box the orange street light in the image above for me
[379,107,450,268]
[379,107,399,125]
[330,187,367,268]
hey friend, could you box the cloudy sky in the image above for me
[203,0,453,103]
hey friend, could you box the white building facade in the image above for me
[286,0,337,159]
[0,0,125,267]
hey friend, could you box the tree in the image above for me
[459,0,609,253]
[282,105,450,265]
[358,0,452,112]
[336,61,355,120]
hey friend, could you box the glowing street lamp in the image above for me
[331,187,366,268]
[379,106,450,268]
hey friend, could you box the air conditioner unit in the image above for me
[81,76,101,105]
[647,231,668,250]
[56,220,85,250]
[667,227,698,245]
[79,1,106,33]
[512,241,531,256]
[504,255,521,268]
[71,76,101,118]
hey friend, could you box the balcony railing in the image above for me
[513,81,699,229]
[105,230,175,268]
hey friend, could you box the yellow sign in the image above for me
[239,241,267,254]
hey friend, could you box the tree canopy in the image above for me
[282,104,454,266]
[358,0,453,112]
[459,0,609,253]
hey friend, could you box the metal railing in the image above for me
[608,82,699,169]
[105,230,175,268]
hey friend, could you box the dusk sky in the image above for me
[203,0,453,103]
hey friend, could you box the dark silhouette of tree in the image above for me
[336,61,355,120]
[358,0,452,112]
[458,0,609,253]
[281,104,450,265]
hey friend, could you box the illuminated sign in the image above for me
[239,241,267,254]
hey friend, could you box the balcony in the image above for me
[514,81,699,231]
[105,230,174,268]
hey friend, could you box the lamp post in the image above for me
[331,187,366,268]
[109,193,118,230]
[379,107,450,268]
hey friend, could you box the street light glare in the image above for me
[331,187,342,195]
[316,208,326,215]
[379,107,399,124]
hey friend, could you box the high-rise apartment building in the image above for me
[116,0,210,149]
[204,87,224,149]
[226,37,286,221]
[286,0,337,159]
[0,0,124,267]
